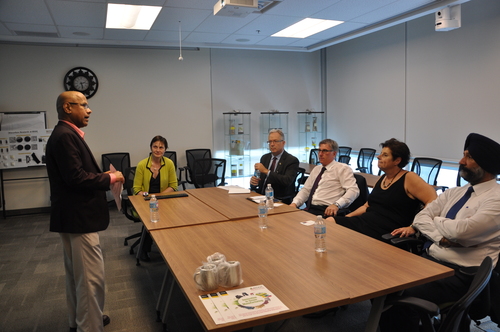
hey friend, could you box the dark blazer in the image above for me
[46,121,111,233]
[252,150,299,202]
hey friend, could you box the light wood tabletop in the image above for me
[355,172,381,188]
[299,162,317,174]
[185,187,299,220]
[152,210,453,332]
[129,192,229,231]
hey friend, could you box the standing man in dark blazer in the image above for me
[250,129,299,203]
[46,91,124,332]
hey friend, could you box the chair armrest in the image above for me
[385,296,440,317]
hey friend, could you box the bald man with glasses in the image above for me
[291,138,359,217]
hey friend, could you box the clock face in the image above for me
[64,67,98,98]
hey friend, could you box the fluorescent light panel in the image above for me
[272,18,343,38]
[106,3,161,30]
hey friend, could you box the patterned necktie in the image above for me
[269,157,277,172]
[446,186,474,219]
[262,157,278,194]
[305,166,326,210]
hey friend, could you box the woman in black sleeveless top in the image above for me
[331,138,437,240]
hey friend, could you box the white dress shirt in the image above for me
[414,179,500,267]
[292,160,359,208]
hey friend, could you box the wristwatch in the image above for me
[334,202,341,209]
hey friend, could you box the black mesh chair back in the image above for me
[337,173,368,216]
[338,146,352,157]
[192,158,226,188]
[121,166,142,254]
[411,157,442,186]
[165,150,186,190]
[338,155,351,165]
[384,256,493,332]
[102,152,130,173]
[356,148,376,174]
[309,149,320,165]
[123,166,136,196]
[438,256,493,332]
[164,151,177,168]
[185,149,212,185]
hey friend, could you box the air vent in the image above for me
[14,31,59,38]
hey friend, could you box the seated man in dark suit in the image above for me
[250,129,299,203]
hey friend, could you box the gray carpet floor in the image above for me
[0,207,498,332]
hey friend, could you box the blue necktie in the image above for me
[446,186,474,219]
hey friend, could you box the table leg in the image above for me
[136,227,147,266]
[156,267,172,322]
[365,295,386,332]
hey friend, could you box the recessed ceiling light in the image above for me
[272,18,343,38]
[106,3,161,30]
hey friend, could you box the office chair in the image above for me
[164,150,186,190]
[356,148,376,174]
[338,155,351,165]
[337,173,368,216]
[191,158,226,188]
[309,149,320,165]
[411,157,443,186]
[183,149,212,187]
[121,167,143,255]
[102,152,130,173]
[384,256,493,332]
[338,146,352,158]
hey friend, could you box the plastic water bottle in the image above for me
[254,169,261,178]
[258,200,268,229]
[314,215,326,252]
[149,195,159,223]
[265,183,274,210]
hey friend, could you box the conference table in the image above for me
[130,187,453,332]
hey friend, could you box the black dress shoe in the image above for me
[69,315,110,331]
[303,307,339,318]
[103,314,111,327]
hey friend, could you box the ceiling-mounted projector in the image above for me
[214,0,258,18]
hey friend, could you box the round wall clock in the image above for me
[63,67,99,98]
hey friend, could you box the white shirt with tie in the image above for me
[414,179,500,267]
[292,160,359,209]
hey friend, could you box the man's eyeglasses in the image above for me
[318,149,333,153]
[267,140,284,144]
[68,102,90,109]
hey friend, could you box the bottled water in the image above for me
[254,169,261,178]
[149,195,159,223]
[314,215,326,252]
[258,200,268,229]
[265,183,274,210]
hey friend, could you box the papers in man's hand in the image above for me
[217,185,250,194]
[109,164,123,210]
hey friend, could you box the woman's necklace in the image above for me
[382,168,402,189]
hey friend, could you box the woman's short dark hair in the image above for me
[150,135,168,150]
[380,138,410,168]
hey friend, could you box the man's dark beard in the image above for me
[459,164,484,185]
